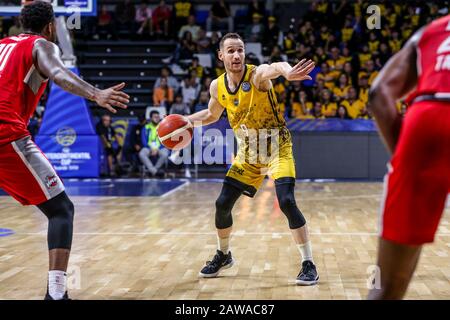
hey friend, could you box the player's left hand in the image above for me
[286,59,316,81]
[95,82,130,113]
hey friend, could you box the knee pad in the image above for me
[37,192,75,250]
[215,183,242,229]
[276,182,306,229]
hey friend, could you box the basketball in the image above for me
[157,114,193,150]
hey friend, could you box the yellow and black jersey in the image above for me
[217,64,286,133]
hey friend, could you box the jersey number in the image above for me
[0,43,17,72]
[437,35,450,55]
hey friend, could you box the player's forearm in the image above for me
[187,109,219,127]
[368,87,403,154]
[51,68,99,101]
[258,62,292,81]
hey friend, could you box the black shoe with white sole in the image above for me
[199,250,234,278]
[296,260,319,286]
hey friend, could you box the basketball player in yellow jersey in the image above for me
[186,33,319,285]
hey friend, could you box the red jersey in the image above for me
[0,34,48,146]
[408,15,450,102]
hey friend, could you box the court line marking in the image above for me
[159,181,189,198]
[12,231,450,236]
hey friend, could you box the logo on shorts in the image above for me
[242,81,251,92]
[56,127,77,147]
[45,175,58,189]
[229,166,244,176]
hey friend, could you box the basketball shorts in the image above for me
[225,136,296,197]
[0,135,65,205]
[380,101,450,245]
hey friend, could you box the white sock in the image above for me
[48,270,67,300]
[217,236,230,254]
[297,241,314,263]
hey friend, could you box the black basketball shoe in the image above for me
[199,250,234,278]
[296,260,319,286]
[44,291,71,300]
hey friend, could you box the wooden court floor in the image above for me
[0,181,449,300]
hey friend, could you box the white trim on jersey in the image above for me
[378,163,393,237]
[11,140,51,200]
[416,45,422,76]
[435,92,450,98]
[23,64,35,83]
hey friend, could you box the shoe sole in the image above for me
[295,275,319,286]
[198,259,235,278]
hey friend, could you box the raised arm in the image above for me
[368,28,423,154]
[252,59,315,90]
[186,79,224,127]
[33,39,129,113]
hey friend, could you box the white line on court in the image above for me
[159,181,189,198]
[13,231,450,236]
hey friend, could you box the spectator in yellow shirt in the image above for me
[358,75,369,104]
[368,32,380,53]
[313,101,325,119]
[333,73,351,102]
[389,31,402,53]
[341,18,354,43]
[320,89,337,118]
[336,104,351,119]
[316,62,336,90]
[358,44,372,68]
[339,87,366,119]
[291,90,314,119]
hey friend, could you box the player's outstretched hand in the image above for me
[286,59,316,82]
[94,82,130,113]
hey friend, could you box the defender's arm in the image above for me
[368,29,423,154]
[33,40,129,113]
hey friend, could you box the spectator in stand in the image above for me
[96,5,115,40]
[154,66,180,93]
[8,17,23,37]
[358,75,369,105]
[174,31,196,62]
[213,59,226,77]
[194,91,210,113]
[333,73,351,102]
[152,0,171,38]
[359,59,378,85]
[244,13,265,42]
[135,0,152,36]
[312,101,324,119]
[210,31,220,53]
[269,45,283,63]
[199,76,213,94]
[358,44,372,69]
[247,0,265,22]
[172,0,195,34]
[206,0,234,33]
[153,77,174,108]
[263,16,280,56]
[169,94,191,115]
[196,29,211,54]
[115,0,136,37]
[128,114,147,172]
[96,114,122,177]
[140,111,168,177]
[178,15,200,42]
[336,105,351,120]
[180,75,200,108]
[316,62,335,90]
[292,90,314,119]
[188,57,204,79]
[320,89,337,118]
[339,87,366,119]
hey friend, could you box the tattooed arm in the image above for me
[33,39,129,113]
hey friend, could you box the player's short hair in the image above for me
[219,33,244,50]
[20,1,55,34]
[150,110,160,118]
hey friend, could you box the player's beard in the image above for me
[227,61,244,74]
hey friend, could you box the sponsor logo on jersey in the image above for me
[233,98,239,106]
[242,81,251,92]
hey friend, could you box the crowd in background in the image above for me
[71,0,448,120]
